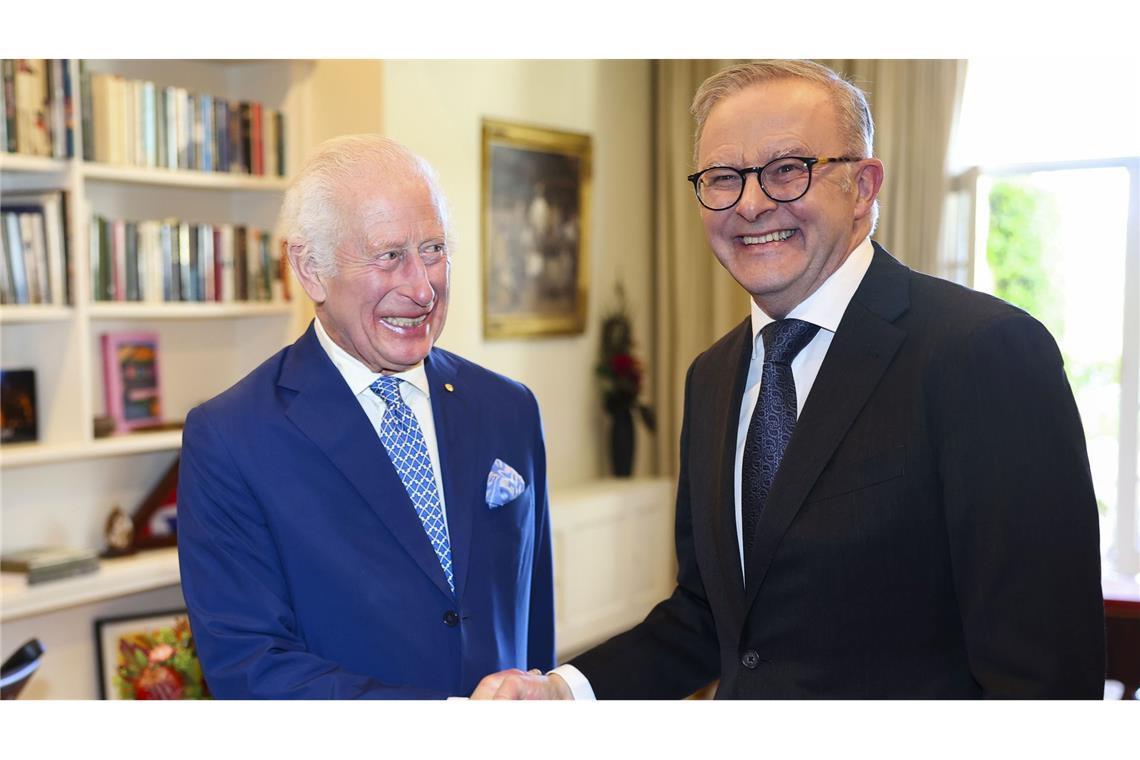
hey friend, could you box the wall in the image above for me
[379,60,655,488]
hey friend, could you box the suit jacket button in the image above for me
[443,611,460,627]
[741,650,760,669]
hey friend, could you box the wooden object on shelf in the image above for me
[131,457,179,550]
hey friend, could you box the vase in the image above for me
[609,407,634,477]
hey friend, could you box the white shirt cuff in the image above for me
[551,663,596,700]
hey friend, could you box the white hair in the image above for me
[278,134,451,278]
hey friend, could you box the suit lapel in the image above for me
[742,245,911,611]
[279,324,454,600]
[424,350,479,603]
[703,320,752,630]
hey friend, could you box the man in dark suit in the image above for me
[473,61,1104,699]
[178,135,555,698]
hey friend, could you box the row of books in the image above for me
[0,192,70,306]
[90,215,290,304]
[1,59,75,158]
[81,65,285,177]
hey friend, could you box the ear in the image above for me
[852,158,885,221]
[287,241,329,304]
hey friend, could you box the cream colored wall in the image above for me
[380,60,655,488]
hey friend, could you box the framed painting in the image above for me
[94,609,210,699]
[481,119,592,338]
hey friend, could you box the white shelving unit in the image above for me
[0,59,315,612]
[1,60,304,472]
[0,59,387,699]
[0,547,181,622]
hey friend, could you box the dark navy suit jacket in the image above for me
[177,323,555,698]
[572,243,1104,698]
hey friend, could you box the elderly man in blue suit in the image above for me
[177,135,555,699]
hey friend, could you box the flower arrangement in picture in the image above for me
[113,615,211,700]
[597,284,656,476]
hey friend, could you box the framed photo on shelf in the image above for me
[101,331,162,432]
[0,368,38,443]
[481,119,592,338]
[94,609,210,700]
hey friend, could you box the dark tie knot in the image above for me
[761,319,820,365]
[369,375,404,407]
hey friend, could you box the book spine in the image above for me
[62,59,75,158]
[251,102,263,176]
[50,59,65,159]
[239,102,251,175]
[79,61,93,160]
[275,110,285,177]
[177,221,190,301]
[2,60,16,153]
[112,217,126,301]
[220,225,234,302]
[214,98,228,174]
[17,212,42,304]
[124,220,139,301]
[199,94,213,172]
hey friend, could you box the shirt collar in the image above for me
[750,236,875,358]
[314,316,431,399]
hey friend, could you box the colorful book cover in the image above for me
[101,331,162,432]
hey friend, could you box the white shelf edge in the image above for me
[0,547,180,622]
[0,153,73,174]
[81,162,289,191]
[0,305,75,323]
[0,430,182,469]
[87,302,293,320]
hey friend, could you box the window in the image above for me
[947,59,1140,577]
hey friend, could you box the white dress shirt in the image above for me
[313,317,449,532]
[554,236,875,700]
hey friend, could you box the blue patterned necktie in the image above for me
[742,318,820,566]
[369,375,454,593]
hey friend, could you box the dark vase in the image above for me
[609,407,634,477]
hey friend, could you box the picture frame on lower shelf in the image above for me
[101,331,162,433]
[94,609,211,700]
[0,368,38,443]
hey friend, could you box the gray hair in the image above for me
[691,60,878,230]
[278,134,450,278]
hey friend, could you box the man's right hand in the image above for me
[470,669,573,700]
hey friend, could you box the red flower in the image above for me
[610,354,636,377]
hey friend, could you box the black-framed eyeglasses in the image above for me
[686,156,862,211]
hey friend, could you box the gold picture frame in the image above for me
[481,119,592,338]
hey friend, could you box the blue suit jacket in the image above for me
[177,323,555,698]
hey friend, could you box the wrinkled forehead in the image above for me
[338,170,446,229]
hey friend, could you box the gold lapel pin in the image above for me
[444,383,455,392]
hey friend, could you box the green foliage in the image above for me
[986,180,1065,339]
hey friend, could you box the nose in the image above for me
[398,253,436,308]
[734,171,777,222]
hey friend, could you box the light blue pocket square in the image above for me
[486,458,526,508]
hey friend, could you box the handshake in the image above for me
[469,669,575,700]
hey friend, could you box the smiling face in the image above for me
[297,170,450,374]
[696,78,882,318]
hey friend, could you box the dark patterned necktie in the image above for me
[741,318,820,566]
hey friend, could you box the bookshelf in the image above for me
[0,60,330,564]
